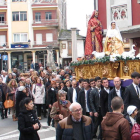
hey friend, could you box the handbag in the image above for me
[4,93,14,109]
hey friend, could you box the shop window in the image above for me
[14,33,27,42]
[35,12,41,23]
[46,33,53,42]
[46,12,52,20]
[12,11,27,21]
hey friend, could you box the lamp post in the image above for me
[3,44,6,70]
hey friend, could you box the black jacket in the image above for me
[18,110,41,140]
[48,87,57,105]
[124,84,140,114]
[67,87,79,103]
[90,88,100,113]
[78,89,91,115]
[108,87,125,112]
[16,91,27,117]
[100,88,112,117]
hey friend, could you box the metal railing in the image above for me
[32,0,57,4]
[0,0,6,6]
[0,21,7,25]
[33,19,58,25]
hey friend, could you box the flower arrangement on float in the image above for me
[70,45,140,67]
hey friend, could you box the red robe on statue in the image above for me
[85,10,103,57]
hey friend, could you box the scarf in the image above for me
[60,100,68,106]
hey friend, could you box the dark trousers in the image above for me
[36,104,42,117]
[47,108,54,126]
[42,104,47,117]
[93,108,102,139]
[1,108,7,117]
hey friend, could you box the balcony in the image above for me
[31,0,57,7]
[0,21,8,28]
[32,19,58,27]
[33,40,58,47]
[0,0,7,8]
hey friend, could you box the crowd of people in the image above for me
[1,66,140,140]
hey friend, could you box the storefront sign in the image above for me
[3,55,8,60]
[11,44,29,48]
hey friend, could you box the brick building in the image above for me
[0,0,66,72]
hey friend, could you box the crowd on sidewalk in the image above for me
[0,65,140,140]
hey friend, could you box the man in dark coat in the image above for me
[108,77,125,112]
[0,77,8,119]
[124,72,140,114]
[67,80,78,103]
[56,102,94,140]
[90,76,102,139]
[78,79,92,116]
[100,77,112,117]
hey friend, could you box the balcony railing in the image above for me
[0,21,7,25]
[0,0,7,6]
[33,40,58,46]
[31,0,57,5]
[32,19,58,26]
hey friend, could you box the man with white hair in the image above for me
[56,102,93,140]
[1,70,7,83]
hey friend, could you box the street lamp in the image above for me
[3,44,6,70]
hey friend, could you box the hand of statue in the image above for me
[99,31,102,34]
[59,114,64,120]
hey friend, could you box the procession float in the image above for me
[70,10,140,81]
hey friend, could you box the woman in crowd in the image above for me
[47,80,57,126]
[32,77,45,120]
[50,90,71,128]
[18,97,41,140]
[7,79,18,121]
[131,110,140,139]
[16,86,27,118]
[6,73,13,84]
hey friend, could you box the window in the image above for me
[12,12,19,21]
[36,34,42,44]
[20,11,27,21]
[35,13,41,22]
[0,14,4,24]
[14,33,27,42]
[46,33,53,42]
[46,12,52,20]
[0,35,6,46]
[12,11,27,21]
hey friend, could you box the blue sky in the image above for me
[67,0,94,36]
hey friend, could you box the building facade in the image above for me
[96,0,140,53]
[0,0,66,72]
[59,29,85,66]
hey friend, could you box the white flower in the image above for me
[110,55,116,62]
[122,55,127,59]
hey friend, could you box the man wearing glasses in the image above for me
[56,102,93,140]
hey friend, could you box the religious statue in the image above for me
[85,10,103,59]
[104,21,124,55]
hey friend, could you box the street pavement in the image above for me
[0,114,55,140]
[0,114,98,140]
